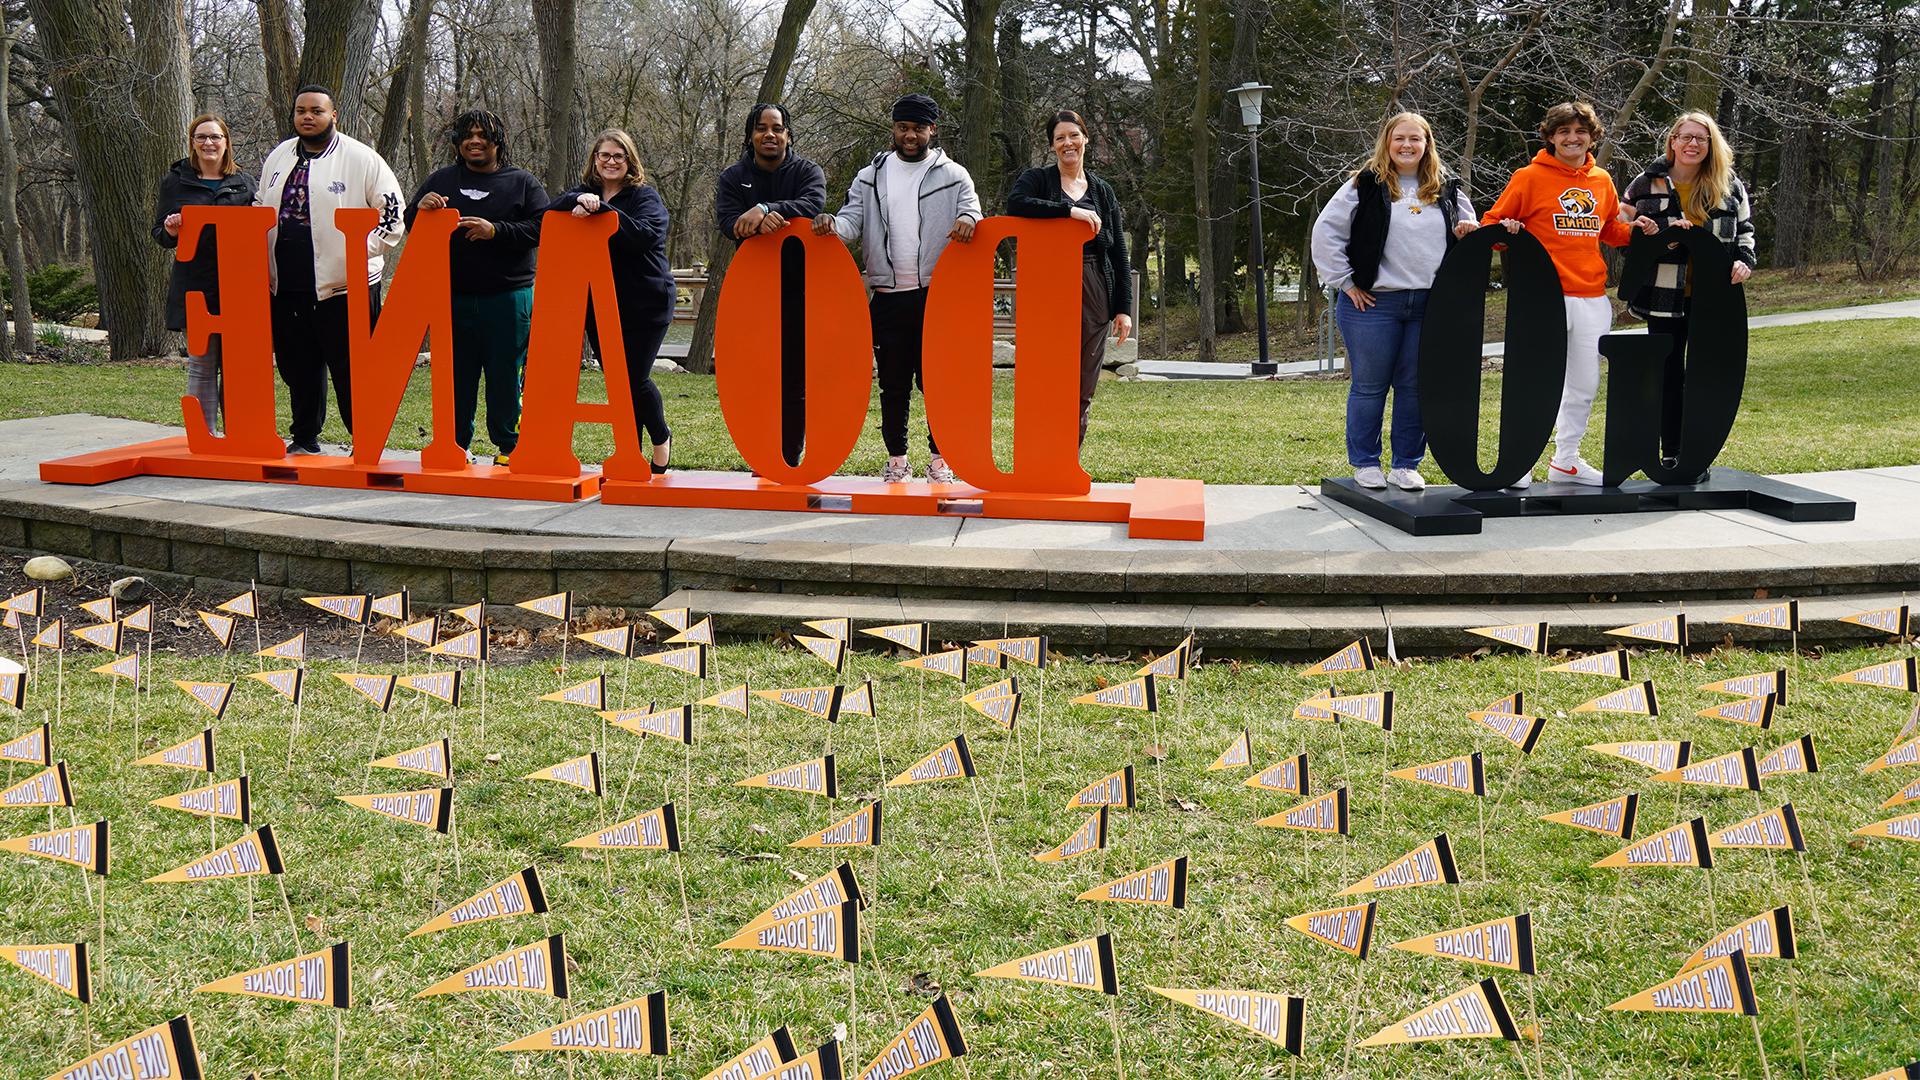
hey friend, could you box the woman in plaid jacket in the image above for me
[1621,111,1756,469]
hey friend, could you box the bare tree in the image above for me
[0,7,34,356]
[1188,0,1215,361]
[254,0,298,128]
[295,0,378,133]
[534,0,579,194]
[376,0,435,182]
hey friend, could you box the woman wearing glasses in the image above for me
[1620,112,1755,472]
[151,113,257,432]
[547,129,674,472]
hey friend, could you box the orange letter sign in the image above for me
[178,205,281,458]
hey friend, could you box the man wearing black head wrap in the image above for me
[813,93,981,484]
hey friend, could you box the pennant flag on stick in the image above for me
[1593,818,1712,869]
[1758,735,1819,780]
[494,991,669,1055]
[1606,614,1687,648]
[1469,710,1547,754]
[46,1015,198,1080]
[197,942,349,1007]
[796,634,847,673]
[853,995,967,1080]
[1881,775,1920,810]
[427,628,487,661]
[1606,950,1757,1014]
[1033,806,1108,862]
[804,617,850,641]
[2,941,90,1002]
[541,674,606,709]
[133,728,215,773]
[335,672,396,712]
[791,802,881,849]
[1682,908,1796,972]
[900,647,967,681]
[1589,740,1690,772]
[575,625,631,657]
[1709,804,1804,852]
[564,803,680,852]
[1540,793,1639,840]
[1840,605,1910,637]
[1284,901,1376,957]
[663,618,716,648]
[753,685,842,723]
[0,669,20,711]
[1390,752,1486,796]
[1136,641,1190,680]
[737,755,837,799]
[1861,735,1920,774]
[1861,1065,1920,1080]
[72,620,123,652]
[717,901,860,963]
[1652,747,1761,791]
[699,683,749,715]
[1072,675,1157,712]
[606,704,694,744]
[303,593,371,623]
[698,1029,801,1080]
[1851,811,1920,844]
[1068,765,1135,809]
[392,618,438,648]
[371,589,409,622]
[1340,834,1458,896]
[1245,753,1309,795]
[1,722,50,766]
[29,618,63,650]
[648,607,692,632]
[1827,657,1918,693]
[964,644,1007,671]
[121,603,154,633]
[2,820,107,875]
[962,678,1018,704]
[1389,913,1535,974]
[888,735,974,787]
[973,635,1047,668]
[1303,639,1374,677]
[1292,687,1337,722]
[1700,669,1788,703]
[860,621,930,653]
[148,825,279,882]
[1079,856,1188,909]
[150,776,250,823]
[3,608,17,630]
[255,632,306,662]
[247,668,304,704]
[418,935,569,999]
[0,762,72,808]
[448,601,486,627]
[173,680,234,719]
[742,863,863,933]
[215,589,257,619]
[840,680,876,718]
[1548,649,1630,680]
[524,752,604,797]
[1697,694,1774,729]
[411,866,549,938]
[516,591,572,622]
[1,587,44,617]
[1467,622,1549,653]
[338,787,453,833]
[1359,978,1519,1046]
[1725,601,1800,632]
[91,652,139,682]
[777,1041,842,1080]
[1257,787,1350,835]
[1326,690,1394,730]
[1573,682,1659,716]
[964,692,1019,730]
[1207,729,1251,771]
[1149,987,1304,1053]
[1482,692,1522,715]
[639,644,708,678]
[397,670,461,706]
[975,933,1118,995]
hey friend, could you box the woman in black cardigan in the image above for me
[1006,110,1133,445]
[151,113,256,433]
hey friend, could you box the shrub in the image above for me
[1,264,100,325]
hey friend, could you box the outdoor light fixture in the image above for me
[1229,82,1274,376]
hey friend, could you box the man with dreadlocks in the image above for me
[405,108,550,465]
[714,103,826,466]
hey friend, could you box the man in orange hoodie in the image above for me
[1483,102,1657,487]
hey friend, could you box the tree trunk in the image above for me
[255,0,298,136]
[1188,0,1216,361]
[296,0,378,135]
[0,9,34,356]
[1772,120,1812,268]
[683,0,821,375]
[958,0,1004,209]
[533,0,579,195]
[376,0,434,182]
[997,15,1027,193]
[1684,0,1726,112]
[1209,0,1259,336]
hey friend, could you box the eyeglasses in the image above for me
[1673,134,1709,144]
[192,134,226,143]
[595,152,628,162]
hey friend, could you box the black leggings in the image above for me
[1647,314,1688,460]
[586,303,673,447]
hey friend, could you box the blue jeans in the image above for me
[1335,288,1428,470]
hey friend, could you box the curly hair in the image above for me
[448,109,511,166]
[1538,101,1605,145]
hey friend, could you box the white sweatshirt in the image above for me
[256,130,406,301]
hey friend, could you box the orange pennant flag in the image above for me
[1149,987,1304,1053]
[1359,978,1520,1046]
[1339,834,1458,896]
[410,866,550,938]
[791,802,881,849]
[975,933,1117,995]
[1606,950,1757,1014]
[197,942,350,1008]
[493,991,668,1055]
[337,787,453,833]
[1388,913,1535,974]
[1078,856,1187,909]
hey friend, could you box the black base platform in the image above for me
[1320,468,1858,536]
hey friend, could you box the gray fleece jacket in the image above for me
[820,147,983,291]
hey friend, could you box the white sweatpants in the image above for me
[1554,295,1612,466]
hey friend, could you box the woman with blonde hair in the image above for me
[1621,111,1756,472]
[547,129,674,471]
[1311,112,1477,491]
[151,113,256,432]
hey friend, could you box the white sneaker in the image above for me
[1387,467,1426,491]
[1508,471,1534,490]
[926,457,957,484]
[1353,466,1388,489]
[880,457,912,483]
[1548,457,1605,487]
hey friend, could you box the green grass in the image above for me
[3,629,1918,1078]
[2,318,1917,484]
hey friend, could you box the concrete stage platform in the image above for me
[5,415,1917,653]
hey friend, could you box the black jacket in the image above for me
[1346,169,1465,291]
[547,183,676,319]
[403,163,548,293]
[1006,165,1132,315]
[150,158,258,331]
[714,151,826,243]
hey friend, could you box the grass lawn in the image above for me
[2,626,1917,1078]
[2,318,1916,485]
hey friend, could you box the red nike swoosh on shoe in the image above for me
[1548,463,1581,476]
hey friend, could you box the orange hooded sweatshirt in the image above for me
[1480,149,1634,297]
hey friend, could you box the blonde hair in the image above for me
[186,114,238,177]
[1358,112,1446,206]
[1665,111,1733,222]
[582,129,647,188]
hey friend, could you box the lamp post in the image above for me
[1231,81,1274,376]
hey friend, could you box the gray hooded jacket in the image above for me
[820,147,982,290]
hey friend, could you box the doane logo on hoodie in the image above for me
[1554,187,1601,234]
